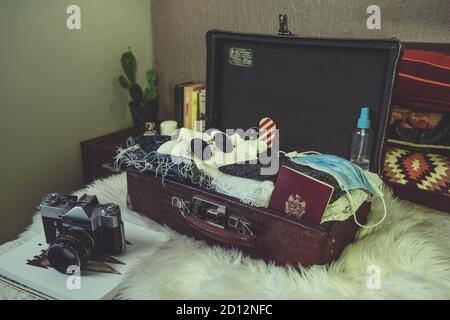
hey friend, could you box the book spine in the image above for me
[192,91,199,130]
[184,87,193,129]
[199,89,206,118]
[174,85,185,127]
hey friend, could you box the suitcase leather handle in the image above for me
[172,196,256,248]
[185,212,256,249]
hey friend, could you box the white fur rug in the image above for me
[1,173,449,300]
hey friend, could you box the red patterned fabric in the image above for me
[394,50,450,113]
[387,105,450,154]
[390,105,445,130]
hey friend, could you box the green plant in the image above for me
[119,47,158,105]
[143,69,158,102]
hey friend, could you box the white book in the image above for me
[0,222,161,300]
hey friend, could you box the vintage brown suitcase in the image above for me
[126,29,402,267]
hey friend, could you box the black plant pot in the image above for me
[129,100,159,134]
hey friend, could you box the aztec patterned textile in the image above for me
[384,146,450,213]
[384,147,450,195]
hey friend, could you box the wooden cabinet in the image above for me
[80,128,136,185]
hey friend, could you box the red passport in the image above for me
[269,165,335,224]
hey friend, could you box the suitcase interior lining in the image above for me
[206,31,402,174]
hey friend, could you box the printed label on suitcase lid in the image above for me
[229,47,253,67]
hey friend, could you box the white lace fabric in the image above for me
[157,128,274,207]
[155,128,385,223]
[321,171,384,223]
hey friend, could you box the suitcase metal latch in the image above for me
[191,197,227,228]
[228,215,253,236]
[171,196,190,218]
[171,196,253,236]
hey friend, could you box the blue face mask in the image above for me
[290,153,386,229]
[292,154,382,197]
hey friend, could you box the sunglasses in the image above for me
[190,132,234,161]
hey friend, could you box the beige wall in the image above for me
[0,0,152,244]
[151,0,450,121]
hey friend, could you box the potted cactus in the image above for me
[119,48,159,133]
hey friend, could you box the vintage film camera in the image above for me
[39,193,125,274]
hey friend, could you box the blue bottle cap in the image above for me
[357,107,371,129]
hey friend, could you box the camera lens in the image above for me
[47,229,94,274]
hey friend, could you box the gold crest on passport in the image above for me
[284,194,306,218]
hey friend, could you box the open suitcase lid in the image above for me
[205,30,402,174]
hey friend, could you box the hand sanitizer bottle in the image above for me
[350,107,373,171]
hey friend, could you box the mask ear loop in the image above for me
[278,150,322,160]
[346,190,387,228]
[298,151,322,155]
[278,150,288,157]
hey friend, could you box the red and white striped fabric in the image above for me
[259,117,276,147]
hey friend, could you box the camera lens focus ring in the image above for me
[47,229,94,274]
